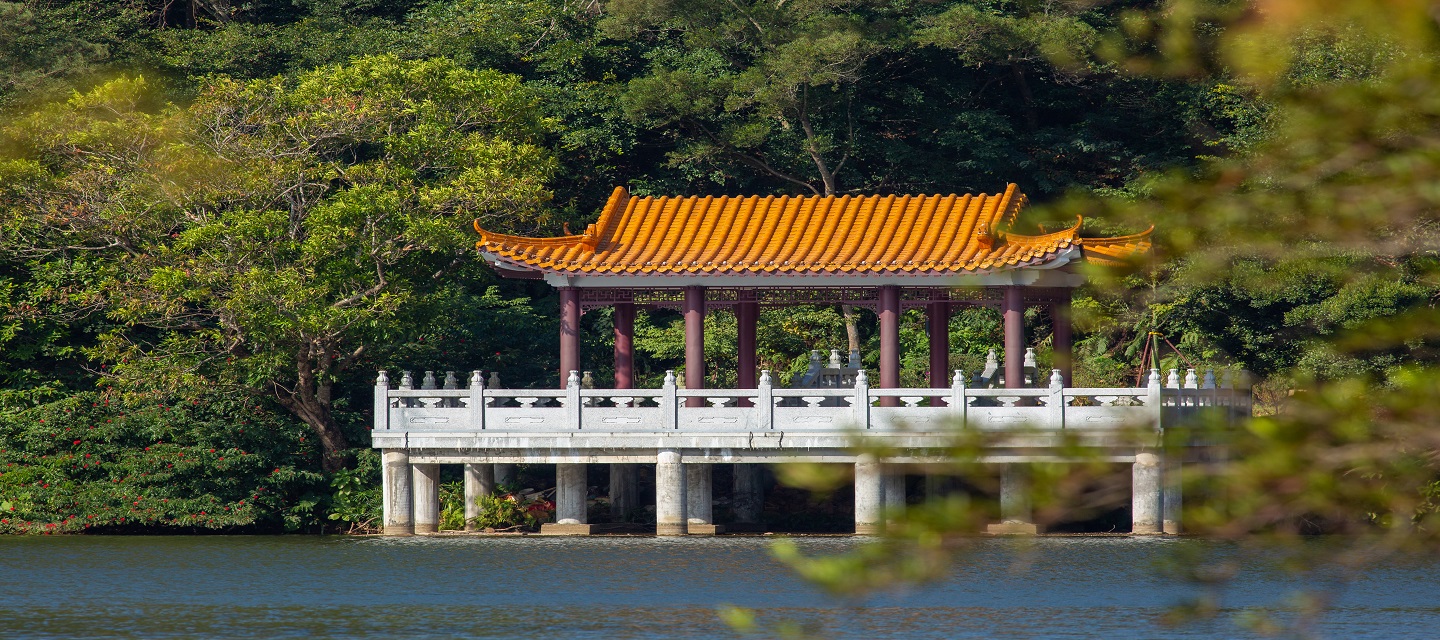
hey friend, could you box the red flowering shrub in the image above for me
[0,390,328,534]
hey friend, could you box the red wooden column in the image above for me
[1002,286,1025,389]
[613,302,636,389]
[736,299,758,406]
[928,298,950,388]
[559,287,581,388]
[878,285,901,407]
[1052,293,1073,386]
[684,286,706,407]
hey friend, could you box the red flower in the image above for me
[73,440,81,445]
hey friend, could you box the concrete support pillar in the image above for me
[686,463,719,534]
[494,463,514,487]
[463,462,494,532]
[1132,453,1163,535]
[555,463,588,525]
[1003,287,1026,389]
[1052,295,1073,386]
[737,300,758,406]
[732,463,764,526]
[614,302,636,389]
[924,472,944,501]
[854,455,884,535]
[411,463,440,534]
[989,464,1037,534]
[610,463,637,522]
[656,450,688,536]
[684,286,706,408]
[381,449,414,536]
[1163,455,1182,534]
[559,287,581,389]
[878,285,901,407]
[884,469,906,522]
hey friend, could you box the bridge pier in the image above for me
[884,468,906,527]
[732,463,764,531]
[542,463,593,535]
[989,464,1037,535]
[412,463,440,534]
[610,463,637,522]
[464,462,494,531]
[1164,455,1182,534]
[381,449,413,536]
[687,463,721,534]
[656,450,687,536]
[854,455,884,535]
[1132,453,1163,534]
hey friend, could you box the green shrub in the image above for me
[327,449,381,533]
[0,390,328,534]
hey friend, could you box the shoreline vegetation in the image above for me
[3,0,1439,633]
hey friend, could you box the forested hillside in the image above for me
[1,0,1435,534]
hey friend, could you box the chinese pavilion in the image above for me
[474,184,1152,393]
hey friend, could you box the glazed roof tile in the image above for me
[475,185,1150,278]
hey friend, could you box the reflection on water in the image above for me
[1,536,1436,638]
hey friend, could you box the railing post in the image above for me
[566,370,582,430]
[662,370,678,430]
[950,369,967,427]
[1048,369,1065,429]
[758,370,774,430]
[469,370,485,430]
[374,371,390,431]
[853,370,871,430]
[1147,369,1162,429]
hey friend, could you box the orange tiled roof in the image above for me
[475,185,1149,277]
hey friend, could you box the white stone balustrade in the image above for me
[372,367,1252,463]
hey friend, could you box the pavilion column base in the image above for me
[382,525,414,537]
[413,524,439,535]
[985,522,1040,535]
[686,524,726,535]
[539,523,596,536]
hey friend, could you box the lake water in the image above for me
[2,535,1436,638]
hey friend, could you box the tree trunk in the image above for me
[273,346,350,473]
[842,304,861,354]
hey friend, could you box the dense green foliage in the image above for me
[0,0,1436,558]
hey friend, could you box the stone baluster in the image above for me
[421,370,438,409]
[1023,347,1038,387]
[443,371,459,408]
[1166,369,1181,389]
[399,371,415,408]
[487,371,502,390]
